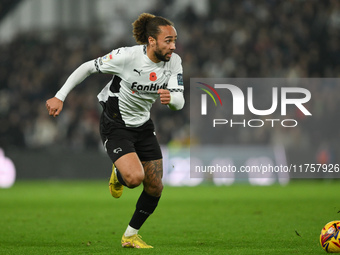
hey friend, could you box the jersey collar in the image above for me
[143,45,166,67]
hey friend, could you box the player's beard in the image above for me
[154,43,171,62]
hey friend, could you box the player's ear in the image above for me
[148,36,156,47]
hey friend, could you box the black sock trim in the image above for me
[129,190,161,229]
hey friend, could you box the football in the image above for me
[320,221,340,253]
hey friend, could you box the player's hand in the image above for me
[46,97,63,117]
[157,89,171,105]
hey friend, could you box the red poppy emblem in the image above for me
[149,72,157,81]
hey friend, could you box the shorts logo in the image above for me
[113,147,122,154]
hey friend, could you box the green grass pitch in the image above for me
[0,180,338,254]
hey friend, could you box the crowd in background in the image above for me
[0,0,339,162]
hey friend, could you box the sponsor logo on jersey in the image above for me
[131,82,167,92]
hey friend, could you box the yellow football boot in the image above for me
[121,234,153,248]
[109,164,123,198]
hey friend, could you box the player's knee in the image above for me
[145,183,163,197]
[125,172,144,188]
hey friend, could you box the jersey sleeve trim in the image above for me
[168,88,184,92]
[94,59,102,73]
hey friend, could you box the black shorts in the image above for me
[100,111,162,163]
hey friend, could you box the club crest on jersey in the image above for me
[163,70,172,79]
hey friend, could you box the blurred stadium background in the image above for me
[0,0,339,186]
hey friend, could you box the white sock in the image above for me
[124,225,138,237]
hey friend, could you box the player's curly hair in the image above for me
[132,13,174,45]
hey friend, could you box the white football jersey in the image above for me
[95,45,184,127]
